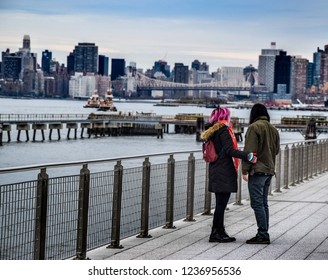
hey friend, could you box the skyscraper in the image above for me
[274,51,291,95]
[290,56,308,101]
[152,60,170,78]
[174,63,189,98]
[312,48,323,86]
[42,50,52,75]
[1,49,22,80]
[320,45,328,85]
[98,55,109,76]
[258,42,283,92]
[73,43,98,74]
[67,52,75,75]
[111,58,125,80]
[22,35,31,51]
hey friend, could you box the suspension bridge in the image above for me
[112,72,267,93]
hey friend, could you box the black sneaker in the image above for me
[246,236,270,244]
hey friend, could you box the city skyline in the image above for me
[1,0,327,72]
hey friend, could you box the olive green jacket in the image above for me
[242,116,280,176]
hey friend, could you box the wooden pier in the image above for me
[1,113,327,145]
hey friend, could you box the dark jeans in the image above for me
[248,174,272,239]
[213,192,231,229]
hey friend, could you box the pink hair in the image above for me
[210,107,231,123]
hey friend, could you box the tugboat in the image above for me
[98,89,117,111]
[83,90,100,108]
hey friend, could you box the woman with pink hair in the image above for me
[201,106,256,243]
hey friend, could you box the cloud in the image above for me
[1,1,327,72]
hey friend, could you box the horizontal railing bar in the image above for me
[0,149,202,174]
[1,138,327,175]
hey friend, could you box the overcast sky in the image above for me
[1,0,327,72]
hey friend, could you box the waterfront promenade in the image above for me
[87,172,328,260]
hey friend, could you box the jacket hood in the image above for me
[200,122,225,140]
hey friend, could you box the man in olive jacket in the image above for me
[242,103,280,244]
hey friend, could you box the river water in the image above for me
[0,97,327,183]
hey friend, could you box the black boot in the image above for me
[218,227,236,242]
[209,227,236,243]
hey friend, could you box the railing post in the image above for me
[107,160,124,249]
[305,142,310,180]
[74,164,90,260]
[314,141,318,177]
[163,155,176,229]
[137,157,152,238]
[290,144,296,186]
[234,163,243,205]
[184,153,196,222]
[283,145,289,189]
[0,123,3,146]
[323,140,328,172]
[309,142,314,179]
[202,162,212,214]
[300,143,304,182]
[34,168,49,260]
[295,144,300,184]
[318,141,323,174]
[275,151,281,192]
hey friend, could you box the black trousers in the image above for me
[212,192,231,229]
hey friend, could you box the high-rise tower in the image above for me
[111,58,125,80]
[98,55,109,76]
[73,43,98,74]
[258,42,283,92]
[42,50,52,74]
[22,35,31,50]
[274,51,291,95]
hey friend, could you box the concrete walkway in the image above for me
[88,172,328,260]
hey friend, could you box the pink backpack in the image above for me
[202,140,218,163]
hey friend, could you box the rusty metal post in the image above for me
[295,144,300,184]
[313,142,318,177]
[163,155,175,229]
[75,164,90,260]
[107,160,124,249]
[275,151,282,192]
[202,162,212,215]
[34,168,49,260]
[184,153,196,222]
[290,144,296,186]
[137,157,152,238]
[320,140,324,173]
[283,145,289,189]
[304,142,309,180]
[299,143,304,182]
[309,142,314,178]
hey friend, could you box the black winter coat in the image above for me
[203,124,250,193]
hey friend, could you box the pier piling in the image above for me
[67,123,78,140]
[80,122,91,138]
[16,123,30,142]
[49,123,63,140]
[32,123,47,142]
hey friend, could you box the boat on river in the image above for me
[83,90,100,108]
[97,89,117,111]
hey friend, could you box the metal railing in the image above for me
[1,139,328,260]
[0,114,90,122]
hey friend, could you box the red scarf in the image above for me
[219,120,239,172]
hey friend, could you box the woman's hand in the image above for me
[247,152,257,163]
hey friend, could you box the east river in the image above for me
[0,97,327,183]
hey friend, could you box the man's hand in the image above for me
[242,174,248,182]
